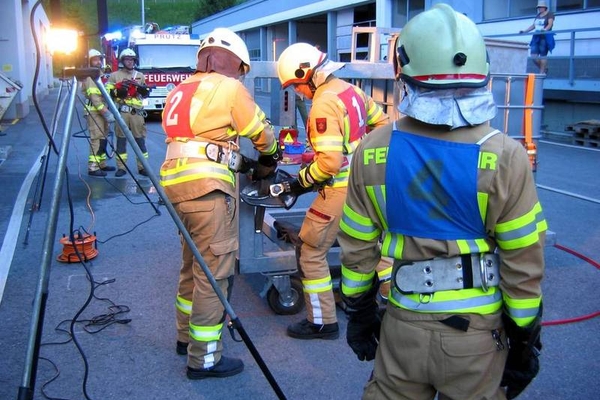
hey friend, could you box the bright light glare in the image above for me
[47,29,79,54]
[104,31,123,41]
[131,29,145,39]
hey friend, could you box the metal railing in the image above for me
[486,27,600,86]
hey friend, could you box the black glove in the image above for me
[136,85,150,98]
[341,278,381,362]
[114,86,128,99]
[501,310,543,399]
[274,177,308,195]
[252,151,280,180]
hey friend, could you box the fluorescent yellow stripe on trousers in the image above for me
[176,295,192,315]
[302,276,333,294]
[189,322,223,342]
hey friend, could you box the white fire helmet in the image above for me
[119,48,137,61]
[88,49,103,60]
[276,43,327,89]
[197,27,251,73]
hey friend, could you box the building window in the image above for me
[557,0,600,10]
[483,0,537,20]
[408,0,425,20]
[392,0,425,27]
[486,0,600,17]
[248,48,260,61]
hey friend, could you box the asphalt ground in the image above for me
[0,86,599,400]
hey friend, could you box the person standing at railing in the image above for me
[520,0,555,74]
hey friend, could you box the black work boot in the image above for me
[287,318,339,340]
[115,169,126,177]
[186,356,244,380]
[88,169,107,177]
[138,169,148,176]
[176,341,188,356]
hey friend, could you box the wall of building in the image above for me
[192,0,599,136]
[0,0,52,119]
[192,0,374,37]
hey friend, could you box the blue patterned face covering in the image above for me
[398,83,497,130]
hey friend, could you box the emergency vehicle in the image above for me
[102,24,199,114]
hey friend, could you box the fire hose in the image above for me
[542,243,600,327]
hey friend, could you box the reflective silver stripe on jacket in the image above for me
[394,253,500,294]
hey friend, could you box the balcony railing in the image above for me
[485,27,600,88]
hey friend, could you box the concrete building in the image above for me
[0,0,53,120]
[191,0,600,136]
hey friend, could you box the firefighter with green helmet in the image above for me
[338,4,546,399]
[106,48,150,177]
[82,49,116,176]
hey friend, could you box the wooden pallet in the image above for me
[572,138,600,148]
[566,120,600,147]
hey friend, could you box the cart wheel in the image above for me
[267,277,305,315]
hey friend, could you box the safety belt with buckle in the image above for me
[119,104,132,113]
[393,253,500,294]
[165,140,244,171]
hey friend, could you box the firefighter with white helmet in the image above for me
[275,43,390,340]
[81,49,116,176]
[160,27,278,379]
[106,48,150,177]
[338,4,546,399]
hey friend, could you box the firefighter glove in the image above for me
[501,311,542,399]
[269,177,312,198]
[114,86,128,99]
[252,152,280,181]
[136,85,150,98]
[341,278,381,362]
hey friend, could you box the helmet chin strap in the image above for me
[308,79,317,95]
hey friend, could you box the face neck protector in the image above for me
[398,81,497,130]
[197,47,246,79]
[311,59,345,89]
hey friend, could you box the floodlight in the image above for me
[47,28,79,54]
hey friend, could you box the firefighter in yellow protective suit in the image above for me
[276,43,390,340]
[82,49,116,176]
[338,4,546,400]
[106,48,149,177]
[160,28,279,380]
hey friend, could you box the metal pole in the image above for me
[141,0,145,28]
[18,76,79,400]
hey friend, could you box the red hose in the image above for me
[540,243,600,326]
[553,243,600,270]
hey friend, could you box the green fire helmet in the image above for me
[394,3,490,89]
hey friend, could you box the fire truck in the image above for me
[102,24,199,114]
